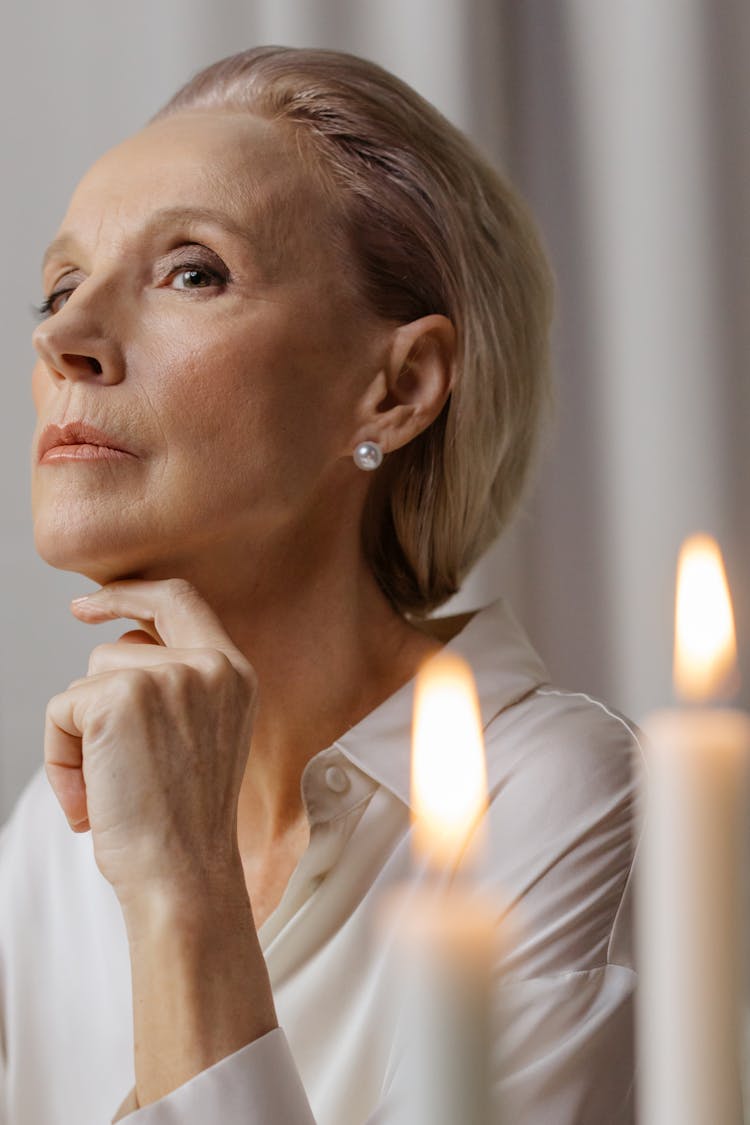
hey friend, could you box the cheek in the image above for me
[146,311,345,445]
[138,327,275,443]
[31,362,50,412]
[131,324,320,505]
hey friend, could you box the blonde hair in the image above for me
[153,46,555,618]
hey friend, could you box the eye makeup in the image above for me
[33,241,231,320]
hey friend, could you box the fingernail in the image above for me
[72,590,103,603]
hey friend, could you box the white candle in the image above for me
[384,650,498,1125]
[637,534,750,1125]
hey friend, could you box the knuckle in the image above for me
[194,651,256,706]
[160,660,195,690]
[238,658,259,695]
[115,666,152,700]
[46,686,71,709]
[167,578,196,605]
[203,649,231,679]
[230,653,258,693]
[233,660,259,715]
[87,642,114,675]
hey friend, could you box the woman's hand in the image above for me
[44,578,258,916]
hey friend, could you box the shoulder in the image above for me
[485,683,644,819]
[480,685,644,977]
[446,598,644,813]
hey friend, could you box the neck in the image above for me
[132,516,444,854]
[239,583,437,850]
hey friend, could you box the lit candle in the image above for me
[637,534,750,1125]
[385,650,498,1125]
[410,649,489,871]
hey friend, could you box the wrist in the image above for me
[120,857,250,938]
[122,863,278,1108]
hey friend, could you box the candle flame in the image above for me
[411,650,487,868]
[674,534,737,702]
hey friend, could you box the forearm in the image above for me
[123,867,278,1109]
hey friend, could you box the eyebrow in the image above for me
[41,205,254,274]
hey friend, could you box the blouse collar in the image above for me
[332,598,550,809]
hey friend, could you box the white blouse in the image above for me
[0,599,643,1124]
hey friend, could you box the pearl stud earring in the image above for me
[353,440,384,471]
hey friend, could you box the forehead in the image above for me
[48,112,333,279]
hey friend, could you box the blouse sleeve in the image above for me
[473,689,642,1123]
[112,1028,316,1123]
[373,689,642,1124]
[366,963,636,1125]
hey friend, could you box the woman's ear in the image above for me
[351,314,456,455]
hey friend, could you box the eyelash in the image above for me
[32,262,227,321]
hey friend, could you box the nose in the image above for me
[32,295,124,385]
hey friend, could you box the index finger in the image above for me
[69,578,242,657]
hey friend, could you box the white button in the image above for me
[324,765,350,794]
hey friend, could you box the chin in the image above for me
[32,515,159,585]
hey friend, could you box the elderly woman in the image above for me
[0,46,641,1124]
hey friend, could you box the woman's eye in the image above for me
[33,289,73,319]
[32,261,225,321]
[168,265,222,291]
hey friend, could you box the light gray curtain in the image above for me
[2,0,748,819]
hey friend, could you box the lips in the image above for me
[38,421,136,462]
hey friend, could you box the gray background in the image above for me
[3,0,749,821]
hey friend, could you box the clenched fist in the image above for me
[44,578,258,913]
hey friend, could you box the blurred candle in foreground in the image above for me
[637,534,750,1125]
[411,650,488,871]
[390,651,496,1125]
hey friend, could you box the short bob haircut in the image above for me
[153,46,555,619]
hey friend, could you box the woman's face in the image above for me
[31,111,382,587]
